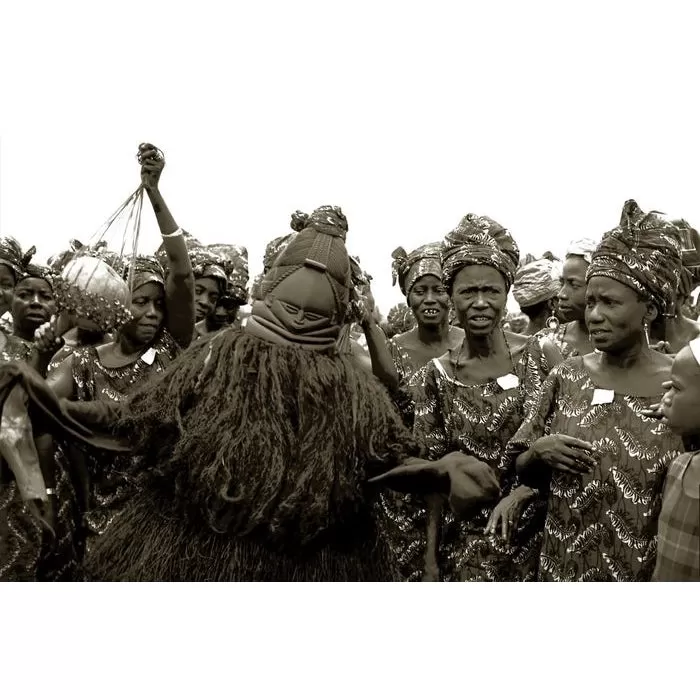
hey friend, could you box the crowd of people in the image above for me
[1,143,699,582]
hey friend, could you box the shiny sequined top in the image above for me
[503,357,683,582]
[71,331,180,403]
[0,332,33,364]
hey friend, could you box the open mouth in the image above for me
[469,315,492,324]
[422,308,440,318]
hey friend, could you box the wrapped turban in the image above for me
[566,237,599,264]
[0,236,26,278]
[587,200,682,316]
[513,258,561,308]
[391,243,443,296]
[668,218,700,298]
[441,214,520,290]
[124,255,166,291]
[206,243,250,305]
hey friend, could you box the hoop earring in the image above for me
[545,315,560,333]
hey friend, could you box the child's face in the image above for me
[661,346,700,435]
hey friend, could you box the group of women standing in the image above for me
[0,143,697,581]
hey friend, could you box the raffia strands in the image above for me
[85,486,399,581]
[111,331,416,551]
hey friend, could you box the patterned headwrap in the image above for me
[391,242,443,296]
[189,248,228,295]
[566,237,599,264]
[586,200,682,316]
[513,258,561,308]
[0,236,26,278]
[125,255,166,291]
[668,218,700,298]
[441,213,520,290]
[206,243,249,305]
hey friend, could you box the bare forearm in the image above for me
[361,319,400,392]
[146,187,195,347]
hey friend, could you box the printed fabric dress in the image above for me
[0,334,82,581]
[412,336,551,582]
[58,330,180,545]
[378,327,464,581]
[503,357,682,582]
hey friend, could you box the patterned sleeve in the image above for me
[500,362,562,485]
[386,338,418,425]
[413,362,449,460]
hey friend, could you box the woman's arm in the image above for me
[140,144,195,349]
[46,355,76,400]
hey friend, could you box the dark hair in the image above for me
[519,298,553,320]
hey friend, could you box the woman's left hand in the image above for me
[484,485,536,542]
[641,381,671,419]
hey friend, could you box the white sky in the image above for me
[1,1,699,315]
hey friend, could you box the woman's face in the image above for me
[195,276,221,322]
[0,263,16,316]
[122,281,165,345]
[407,274,450,328]
[451,265,508,337]
[11,277,55,337]
[557,256,588,323]
[585,276,654,353]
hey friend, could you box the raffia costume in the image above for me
[85,206,416,581]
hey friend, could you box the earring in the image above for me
[545,315,560,333]
[643,320,651,345]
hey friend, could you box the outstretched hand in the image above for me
[34,315,67,356]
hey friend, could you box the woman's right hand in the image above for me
[531,434,596,475]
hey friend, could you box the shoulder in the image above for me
[504,330,531,357]
[392,328,418,350]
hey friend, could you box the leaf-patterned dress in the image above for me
[503,357,682,582]
[412,336,550,581]
[378,327,463,581]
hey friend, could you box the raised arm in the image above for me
[139,144,195,349]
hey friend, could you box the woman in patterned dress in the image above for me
[408,214,555,581]
[504,201,684,581]
[369,244,464,580]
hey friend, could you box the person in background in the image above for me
[0,236,28,334]
[366,243,466,580]
[651,217,700,353]
[539,237,598,361]
[504,201,684,581]
[204,244,249,332]
[512,256,561,336]
[653,337,700,581]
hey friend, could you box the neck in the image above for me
[416,320,450,346]
[601,337,651,369]
[525,317,546,335]
[13,325,35,342]
[118,332,147,357]
[682,434,700,452]
[463,326,505,359]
